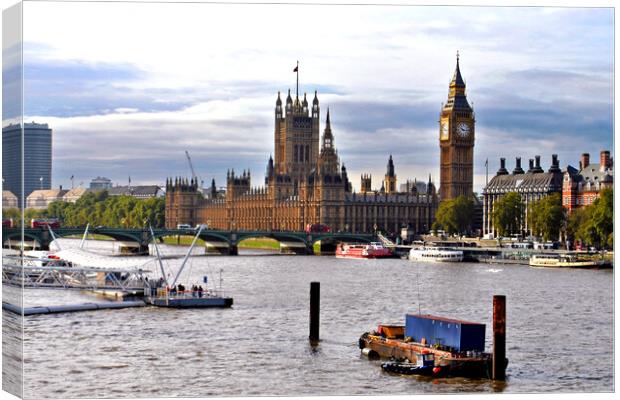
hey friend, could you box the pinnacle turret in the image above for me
[387,154,395,177]
[321,108,334,151]
[451,51,465,88]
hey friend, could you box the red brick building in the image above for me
[562,150,613,212]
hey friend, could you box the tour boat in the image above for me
[529,253,605,268]
[408,246,463,262]
[335,242,392,259]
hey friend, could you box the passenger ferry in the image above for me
[408,246,464,262]
[336,242,393,259]
[529,253,605,268]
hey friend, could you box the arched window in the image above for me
[294,145,298,162]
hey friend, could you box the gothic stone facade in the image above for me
[166,85,439,234]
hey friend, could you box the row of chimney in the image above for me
[496,154,560,176]
[580,150,612,171]
[496,150,612,176]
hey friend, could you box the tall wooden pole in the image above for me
[309,282,320,343]
[492,295,506,380]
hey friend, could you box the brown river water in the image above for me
[2,239,614,398]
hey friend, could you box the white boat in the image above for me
[529,253,604,268]
[408,247,463,263]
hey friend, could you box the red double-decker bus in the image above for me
[305,223,330,233]
[2,219,13,228]
[31,218,61,229]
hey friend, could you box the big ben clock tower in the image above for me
[439,52,475,200]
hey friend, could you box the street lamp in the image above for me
[39,176,43,190]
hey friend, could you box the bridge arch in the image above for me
[3,232,43,248]
[235,232,309,254]
[309,234,374,245]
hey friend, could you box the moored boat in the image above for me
[381,354,436,376]
[143,225,233,308]
[359,314,507,379]
[336,242,392,259]
[529,253,605,268]
[408,246,463,262]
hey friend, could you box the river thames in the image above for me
[3,239,614,398]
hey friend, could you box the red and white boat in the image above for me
[336,242,393,259]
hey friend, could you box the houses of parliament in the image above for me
[165,55,474,234]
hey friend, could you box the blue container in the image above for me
[405,314,486,352]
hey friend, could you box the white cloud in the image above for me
[15,2,613,192]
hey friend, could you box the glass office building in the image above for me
[2,122,52,207]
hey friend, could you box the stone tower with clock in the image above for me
[439,53,475,201]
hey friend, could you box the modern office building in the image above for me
[2,122,53,207]
[90,176,113,190]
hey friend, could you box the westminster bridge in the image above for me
[2,227,376,255]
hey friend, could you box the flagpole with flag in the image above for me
[294,61,299,98]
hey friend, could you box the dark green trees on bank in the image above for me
[432,195,474,235]
[2,191,166,228]
[567,188,613,249]
[491,192,524,237]
[527,193,565,242]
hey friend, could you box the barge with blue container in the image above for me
[359,313,507,379]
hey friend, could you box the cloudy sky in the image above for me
[5,1,614,193]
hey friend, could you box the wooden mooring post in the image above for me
[492,295,506,380]
[309,282,320,343]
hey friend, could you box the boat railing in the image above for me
[145,286,226,300]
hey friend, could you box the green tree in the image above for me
[566,207,588,243]
[492,192,524,237]
[35,191,167,229]
[527,193,565,241]
[433,195,474,235]
[47,200,71,222]
[2,208,21,224]
[567,188,614,250]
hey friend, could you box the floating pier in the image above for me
[2,300,146,316]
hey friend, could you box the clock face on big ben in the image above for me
[457,122,470,138]
[440,121,449,140]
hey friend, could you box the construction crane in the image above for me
[185,150,204,193]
